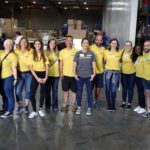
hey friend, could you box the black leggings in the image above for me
[30,72,46,112]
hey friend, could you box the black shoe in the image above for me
[0,109,6,114]
[126,105,132,110]
[107,106,111,112]
[120,104,126,109]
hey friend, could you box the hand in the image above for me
[36,77,43,83]
[13,79,17,86]
[42,77,48,84]
[90,74,95,81]
[74,74,79,80]
[60,74,64,80]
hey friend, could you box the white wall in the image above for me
[102,0,139,48]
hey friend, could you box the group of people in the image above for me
[0,34,150,119]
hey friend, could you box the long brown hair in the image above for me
[47,38,58,54]
[33,40,46,62]
[18,37,30,50]
[107,38,120,51]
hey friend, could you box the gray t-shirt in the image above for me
[74,50,96,78]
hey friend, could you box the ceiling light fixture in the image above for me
[5,1,8,3]
[83,2,87,5]
[33,1,36,4]
[43,6,46,9]
[20,6,23,9]
[86,7,89,10]
[64,7,67,10]
[58,1,61,5]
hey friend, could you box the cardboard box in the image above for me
[68,19,76,25]
[70,30,86,39]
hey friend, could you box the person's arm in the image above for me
[42,64,49,83]
[29,65,43,83]
[59,60,63,79]
[90,61,96,81]
[12,66,17,86]
[73,62,79,80]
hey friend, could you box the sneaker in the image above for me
[133,106,140,112]
[137,108,146,114]
[39,109,45,117]
[72,105,77,112]
[86,108,92,116]
[61,105,69,111]
[28,111,38,119]
[1,111,13,119]
[93,101,100,110]
[53,107,59,111]
[0,109,6,114]
[107,106,111,112]
[76,107,81,115]
[16,106,24,115]
[126,105,132,110]
[120,103,126,109]
[24,106,29,114]
[142,112,150,118]
[110,108,116,112]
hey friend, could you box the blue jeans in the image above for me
[45,77,59,109]
[105,70,119,109]
[121,73,135,104]
[2,75,15,113]
[76,77,93,108]
[135,77,145,108]
[16,72,32,102]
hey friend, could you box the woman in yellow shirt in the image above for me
[45,39,59,111]
[15,37,33,115]
[104,38,122,111]
[28,40,49,119]
[0,39,17,119]
[120,41,136,110]
[132,45,146,114]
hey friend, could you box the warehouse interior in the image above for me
[0,0,150,150]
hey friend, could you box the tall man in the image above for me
[90,34,105,109]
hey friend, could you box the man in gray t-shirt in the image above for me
[74,50,96,78]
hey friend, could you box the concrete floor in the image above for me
[0,85,150,150]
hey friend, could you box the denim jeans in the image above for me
[105,70,120,109]
[30,72,46,112]
[16,72,32,102]
[76,77,93,108]
[2,75,15,113]
[135,76,145,108]
[121,73,136,104]
[45,77,59,109]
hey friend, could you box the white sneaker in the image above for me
[133,106,140,112]
[86,108,92,116]
[76,107,81,115]
[1,111,13,119]
[137,108,146,114]
[39,109,45,117]
[28,111,38,119]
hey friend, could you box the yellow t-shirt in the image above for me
[59,48,78,77]
[90,44,105,74]
[134,56,144,78]
[14,49,33,72]
[0,52,17,79]
[143,53,150,80]
[104,50,123,71]
[46,50,59,77]
[121,51,135,74]
[31,52,49,72]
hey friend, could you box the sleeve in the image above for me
[74,52,78,63]
[11,53,18,67]
[92,52,96,62]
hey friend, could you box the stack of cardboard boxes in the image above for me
[68,19,86,38]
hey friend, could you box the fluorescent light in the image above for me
[86,7,89,10]
[43,6,46,9]
[83,2,87,5]
[20,6,23,9]
[58,1,61,4]
[5,1,8,3]
[33,1,36,4]
[64,7,67,10]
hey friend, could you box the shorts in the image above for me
[62,76,77,93]
[92,73,104,89]
[143,79,150,90]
